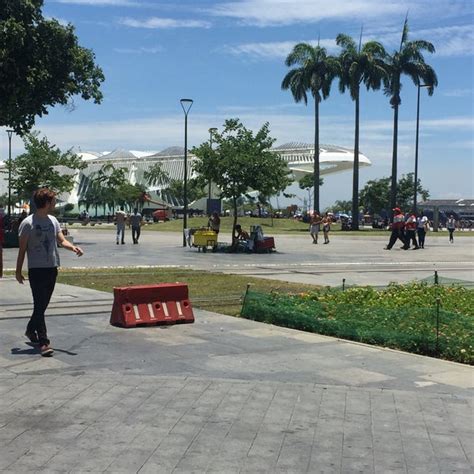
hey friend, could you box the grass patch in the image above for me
[241,283,474,364]
[56,267,320,316]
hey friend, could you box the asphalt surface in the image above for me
[3,227,474,286]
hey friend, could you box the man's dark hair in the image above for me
[33,188,56,209]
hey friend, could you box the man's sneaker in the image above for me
[40,344,54,357]
[25,330,39,344]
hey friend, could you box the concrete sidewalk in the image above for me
[0,278,473,473]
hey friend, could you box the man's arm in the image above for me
[16,234,28,284]
[57,232,84,257]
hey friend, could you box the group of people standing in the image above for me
[309,212,332,245]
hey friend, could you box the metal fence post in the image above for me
[240,283,251,317]
[342,278,346,291]
[435,297,440,356]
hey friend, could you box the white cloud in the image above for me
[114,46,164,54]
[442,88,473,98]
[369,24,474,57]
[119,17,211,29]
[210,0,407,26]
[210,0,473,28]
[221,39,338,60]
[55,0,139,5]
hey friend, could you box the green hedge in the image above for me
[241,284,474,364]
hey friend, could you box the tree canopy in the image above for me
[0,0,104,133]
[192,118,292,244]
[10,133,86,201]
[383,19,437,211]
[282,43,339,213]
[360,173,430,215]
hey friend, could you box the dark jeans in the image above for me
[417,228,426,248]
[448,228,454,242]
[132,226,141,243]
[386,229,406,249]
[405,229,419,248]
[27,267,58,345]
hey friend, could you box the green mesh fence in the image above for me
[241,287,474,365]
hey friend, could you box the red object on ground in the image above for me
[110,283,195,328]
[255,237,275,252]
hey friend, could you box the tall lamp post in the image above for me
[208,127,217,204]
[180,98,193,247]
[6,130,14,217]
[413,83,430,214]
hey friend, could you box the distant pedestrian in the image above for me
[322,212,331,244]
[405,212,419,250]
[16,188,83,357]
[385,207,406,250]
[208,212,221,235]
[416,212,429,249]
[115,206,127,245]
[446,214,457,243]
[309,212,322,244]
[130,208,143,244]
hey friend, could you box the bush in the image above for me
[241,283,474,364]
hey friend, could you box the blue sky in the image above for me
[1,0,473,208]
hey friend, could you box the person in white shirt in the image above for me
[416,213,429,249]
[115,206,128,245]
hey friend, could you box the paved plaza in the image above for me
[1,229,473,472]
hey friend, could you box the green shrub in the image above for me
[241,284,474,364]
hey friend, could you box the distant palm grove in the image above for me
[282,19,438,230]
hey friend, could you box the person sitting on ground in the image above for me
[234,224,250,241]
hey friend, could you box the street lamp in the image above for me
[6,130,14,217]
[208,127,218,204]
[413,83,430,214]
[180,98,193,247]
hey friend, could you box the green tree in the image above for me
[298,173,324,191]
[383,19,437,212]
[331,200,353,213]
[11,133,86,201]
[1,0,104,133]
[143,163,170,188]
[192,119,292,245]
[282,43,339,213]
[360,173,429,214]
[337,32,387,230]
[163,178,206,205]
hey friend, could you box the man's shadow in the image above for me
[11,342,77,356]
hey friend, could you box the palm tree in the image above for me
[383,19,438,212]
[337,32,387,230]
[282,43,339,213]
[143,162,169,189]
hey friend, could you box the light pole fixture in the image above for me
[413,83,430,214]
[208,127,218,203]
[180,98,193,247]
[6,130,14,217]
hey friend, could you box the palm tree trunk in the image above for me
[351,89,360,230]
[314,98,320,213]
[390,103,399,215]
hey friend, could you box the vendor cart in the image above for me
[191,228,218,252]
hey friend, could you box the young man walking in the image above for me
[130,207,143,244]
[115,206,127,245]
[384,207,407,250]
[16,188,83,357]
